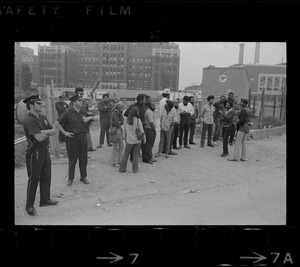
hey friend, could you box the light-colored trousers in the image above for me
[232,130,248,160]
[111,129,124,165]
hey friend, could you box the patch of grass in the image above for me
[15,125,27,168]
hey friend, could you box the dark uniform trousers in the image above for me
[26,146,51,208]
[179,114,191,146]
[189,118,196,143]
[99,118,111,145]
[66,133,88,181]
[142,127,156,162]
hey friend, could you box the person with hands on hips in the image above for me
[55,94,94,186]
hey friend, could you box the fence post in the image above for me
[260,88,265,128]
[253,96,256,117]
[280,91,284,121]
[248,87,252,113]
[273,94,277,117]
[46,82,59,157]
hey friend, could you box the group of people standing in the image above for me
[200,91,251,161]
[22,87,251,216]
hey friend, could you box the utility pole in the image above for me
[260,88,265,128]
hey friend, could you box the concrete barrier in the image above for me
[249,125,286,139]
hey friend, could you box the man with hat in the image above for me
[159,88,171,117]
[228,97,251,162]
[55,95,69,144]
[23,95,58,216]
[55,94,95,186]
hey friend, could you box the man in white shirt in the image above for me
[200,95,215,147]
[142,100,157,164]
[178,95,194,149]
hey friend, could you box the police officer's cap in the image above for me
[241,97,248,105]
[69,94,82,102]
[23,95,42,104]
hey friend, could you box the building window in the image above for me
[267,76,273,91]
[281,77,286,92]
[259,75,266,92]
[274,77,280,91]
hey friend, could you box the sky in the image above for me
[20,42,286,90]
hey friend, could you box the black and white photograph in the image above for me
[14,42,286,225]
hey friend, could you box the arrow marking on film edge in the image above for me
[96,252,123,264]
[240,251,267,264]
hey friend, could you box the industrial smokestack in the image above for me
[254,42,260,64]
[238,43,245,65]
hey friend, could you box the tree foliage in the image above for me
[21,63,33,92]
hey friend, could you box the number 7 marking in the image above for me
[129,253,139,264]
[271,252,280,263]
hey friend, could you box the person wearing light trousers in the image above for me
[119,107,145,173]
[228,98,251,162]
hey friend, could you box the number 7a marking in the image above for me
[129,253,139,264]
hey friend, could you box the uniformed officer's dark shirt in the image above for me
[57,107,90,134]
[68,99,89,112]
[23,113,53,147]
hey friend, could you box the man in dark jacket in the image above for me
[123,94,147,124]
[212,95,226,146]
[97,93,114,148]
[220,101,235,157]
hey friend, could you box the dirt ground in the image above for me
[14,122,286,225]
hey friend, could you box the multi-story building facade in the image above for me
[152,43,180,91]
[127,42,154,90]
[38,45,77,87]
[52,42,102,88]
[38,42,180,91]
[100,42,128,90]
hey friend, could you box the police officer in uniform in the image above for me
[69,87,96,151]
[55,94,95,186]
[23,95,58,216]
